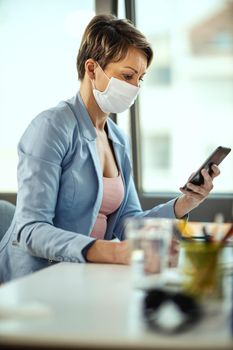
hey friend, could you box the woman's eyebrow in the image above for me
[123,66,138,74]
[123,66,146,76]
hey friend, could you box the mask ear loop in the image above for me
[91,62,110,91]
[96,62,111,80]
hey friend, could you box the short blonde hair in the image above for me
[77,14,153,80]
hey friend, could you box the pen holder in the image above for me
[180,241,223,300]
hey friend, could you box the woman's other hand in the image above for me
[86,240,131,265]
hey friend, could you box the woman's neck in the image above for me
[79,80,108,131]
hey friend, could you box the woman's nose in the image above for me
[131,78,140,87]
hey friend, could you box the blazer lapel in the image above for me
[104,140,132,241]
[86,139,103,218]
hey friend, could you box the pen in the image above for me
[220,224,233,244]
[202,225,212,243]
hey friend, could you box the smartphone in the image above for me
[181,146,231,191]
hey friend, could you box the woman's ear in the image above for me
[85,59,96,80]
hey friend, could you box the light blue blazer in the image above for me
[0,92,177,282]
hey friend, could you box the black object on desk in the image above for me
[143,288,202,334]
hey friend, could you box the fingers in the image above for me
[210,164,220,178]
[181,179,211,197]
[183,165,220,195]
[179,167,217,203]
[179,186,206,202]
[120,241,131,265]
[179,164,221,208]
[200,169,213,192]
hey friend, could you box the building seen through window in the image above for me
[136,0,233,194]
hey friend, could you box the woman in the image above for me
[0,14,220,282]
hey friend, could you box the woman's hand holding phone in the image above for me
[174,146,231,218]
[174,165,221,218]
[180,164,220,201]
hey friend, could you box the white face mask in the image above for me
[92,64,140,114]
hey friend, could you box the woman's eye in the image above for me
[123,74,133,81]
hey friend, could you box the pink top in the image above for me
[91,174,124,239]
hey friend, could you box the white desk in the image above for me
[0,263,232,349]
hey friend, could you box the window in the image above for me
[0,0,95,192]
[136,0,233,194]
